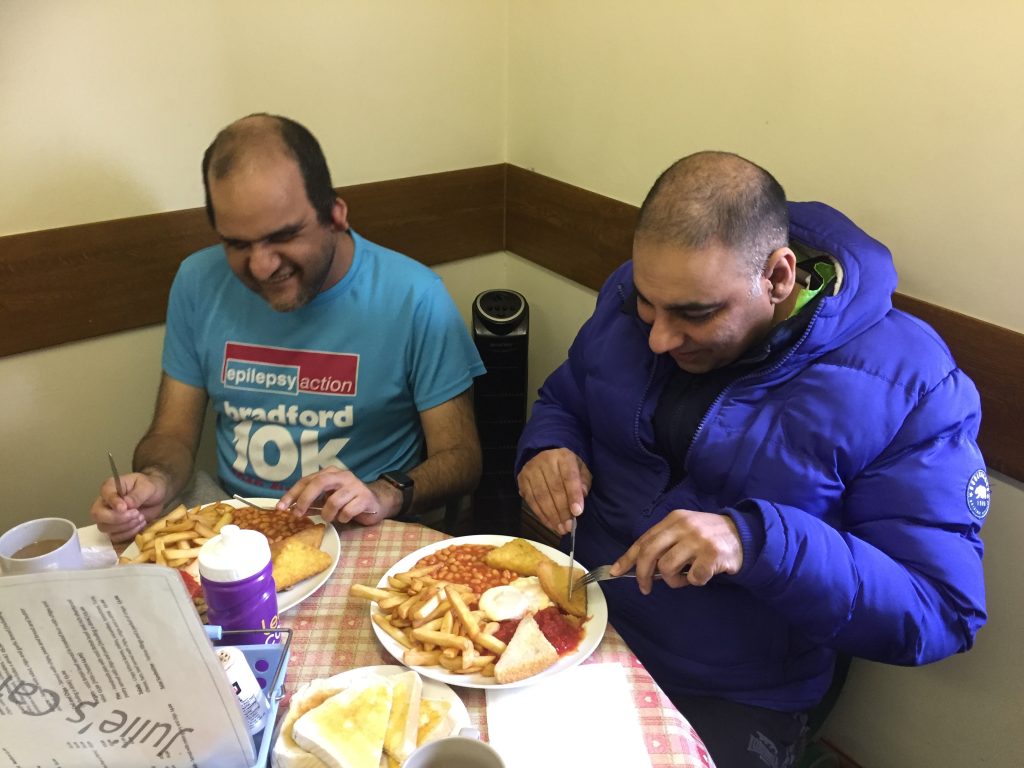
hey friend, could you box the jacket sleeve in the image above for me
[727,366,987,665]
[514,266,634,475]
[515,353,594,476]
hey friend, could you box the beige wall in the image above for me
[508,0,1024,334]
[2,1,1021,765]
[506,3,1023,766]
[0,0,506,528]
[0,0,505,235]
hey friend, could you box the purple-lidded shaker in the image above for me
[199,525,281,645]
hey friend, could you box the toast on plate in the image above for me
[382,670,422,764]
[417,697,455,745]
[272,677,347,767]
[292,674,394,768]
[494,614,559,684]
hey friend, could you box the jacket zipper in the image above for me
[687,299,826,467]
[618,279,673,512]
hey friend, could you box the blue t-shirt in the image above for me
[163,230,485,497]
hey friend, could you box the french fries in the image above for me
[350,565,507,679]
[118,502,236,570]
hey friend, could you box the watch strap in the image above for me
[381,471,414,517]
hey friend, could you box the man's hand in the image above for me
[89,471,169,543]
[279,467,399,526]
[611,509,744,594]
[517,448,592,535]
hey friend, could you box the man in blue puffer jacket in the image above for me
[516,152,988,767]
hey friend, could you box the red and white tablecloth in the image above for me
[278,520,715,768]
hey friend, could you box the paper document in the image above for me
[486,663,651,768]
[0,565,255,767]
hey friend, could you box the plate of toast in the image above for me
[363,535,608,689]
[271,665,470,768]
[119,498,340,616]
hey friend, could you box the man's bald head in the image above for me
[636,151,788,279]
[202,113,336,227]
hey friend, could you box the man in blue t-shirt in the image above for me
[91,114,485,541]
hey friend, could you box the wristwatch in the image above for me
[380,471,415,517]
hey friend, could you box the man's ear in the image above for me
[764,247,797,304]
[331,197,350,232]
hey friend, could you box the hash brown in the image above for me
[483,537,556,576]
[537,560,588,618]
[271,538,334,591]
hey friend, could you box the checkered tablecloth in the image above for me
[278,520,715,768]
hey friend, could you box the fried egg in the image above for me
[478,577,553,622]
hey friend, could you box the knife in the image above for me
[107,452,125,498]
[567,515,578,599]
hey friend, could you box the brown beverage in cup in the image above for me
[11,539,67,559]
[0,518,84,575]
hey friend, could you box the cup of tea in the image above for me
[0,518,84,575]
[403,728,505,768]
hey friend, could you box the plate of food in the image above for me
[119,498,340,616]
[271,665,470,768]
[353,534,608,689]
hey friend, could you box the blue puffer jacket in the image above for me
[516,202,988,711]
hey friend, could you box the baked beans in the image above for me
[231,506,314,544]
[415,544,517,594]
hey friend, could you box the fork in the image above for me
[231,494,324,515]
[574,564,686,590]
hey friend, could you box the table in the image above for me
[277,519,716,768]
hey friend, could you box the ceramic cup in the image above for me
[404,728,505,768]
[0,517,84,575]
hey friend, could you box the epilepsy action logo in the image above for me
[221,342,358,397]
[219,342,359,485]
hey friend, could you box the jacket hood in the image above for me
[787,201,897,362]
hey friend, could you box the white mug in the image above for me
[0,517,84,575]
[404,728,506,768]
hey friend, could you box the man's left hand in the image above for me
[278,467,399,526]
[611,509,744,594]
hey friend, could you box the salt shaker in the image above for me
[199,524,280,645]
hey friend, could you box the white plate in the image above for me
[270,665,470,768]
[371,534,608,689]
[121,497,340,614]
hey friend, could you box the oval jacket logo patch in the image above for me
[966,469,991,519]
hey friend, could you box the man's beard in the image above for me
[262,236,336,312]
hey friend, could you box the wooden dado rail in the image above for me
[2,164,1021,483]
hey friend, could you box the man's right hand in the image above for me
[517,448,592,535]
[89,471,169,543]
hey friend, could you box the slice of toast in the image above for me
[382,670,422,764]
[416,698,455,746]
[536,560,588,618]
[272,676,348,768]
[493,614,559,684]
[293,675,393,768]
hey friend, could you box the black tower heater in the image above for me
[471,289,529,535]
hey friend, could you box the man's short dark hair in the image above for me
[201,113,336,227]
[636,151,789,278]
